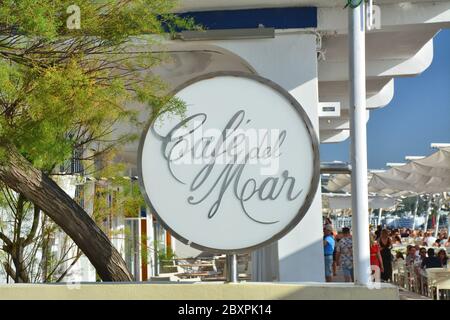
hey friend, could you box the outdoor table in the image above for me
[176,262,216,274]
[175,272,211,278]
[426,268,450,300]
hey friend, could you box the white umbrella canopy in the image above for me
[325,173,352,193]
[326,147,450,196]
[369,170,450,195]
[397,161,450,178]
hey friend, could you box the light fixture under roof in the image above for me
[431,143,450,149]
[405,156,425,161]
[176,28,275,41]
[386,163,405,168]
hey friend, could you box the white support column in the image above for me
[349,1,371,286]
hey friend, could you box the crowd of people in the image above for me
[384,227,450,248]
[323,218,449,284]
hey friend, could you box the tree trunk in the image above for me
[11,245,29,283]
[0,147,133,282]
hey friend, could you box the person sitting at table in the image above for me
[405,244,412,253]
[445,236,450,248]
[393,235,402,245]
[414,245,421,257]
[414,231,424,245]
[418,247,427,264]
[433,238,442,247]
[438,233,447,247]
[405,245,420,267]
[424,232,437,247]
[421,248,441,269]
[394,252,404,263]
[437,249,448,267]
[400,228,409,238]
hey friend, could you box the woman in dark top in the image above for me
[438,249,448,267]
[379,229,393,282]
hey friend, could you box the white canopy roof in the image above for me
[179,0,444,11]
[326,147,450,196]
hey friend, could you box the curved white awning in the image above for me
[326,147,450,196]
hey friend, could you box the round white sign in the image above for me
[138,72,319,253]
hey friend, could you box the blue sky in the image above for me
[320,29,450,170]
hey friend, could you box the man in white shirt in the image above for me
[424,232,437,247]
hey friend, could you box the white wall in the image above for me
[209,34,325,282]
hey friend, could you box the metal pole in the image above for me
[377,208,383,227]
[447,211,450,234]
[412,195,419,230]
[349,1,371,286]
[447,195,450,232]
[152,217,160,276]
[435,195,443,238]
[226,254,238,283]
[435,212,441,238]
[424,196,432,231]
